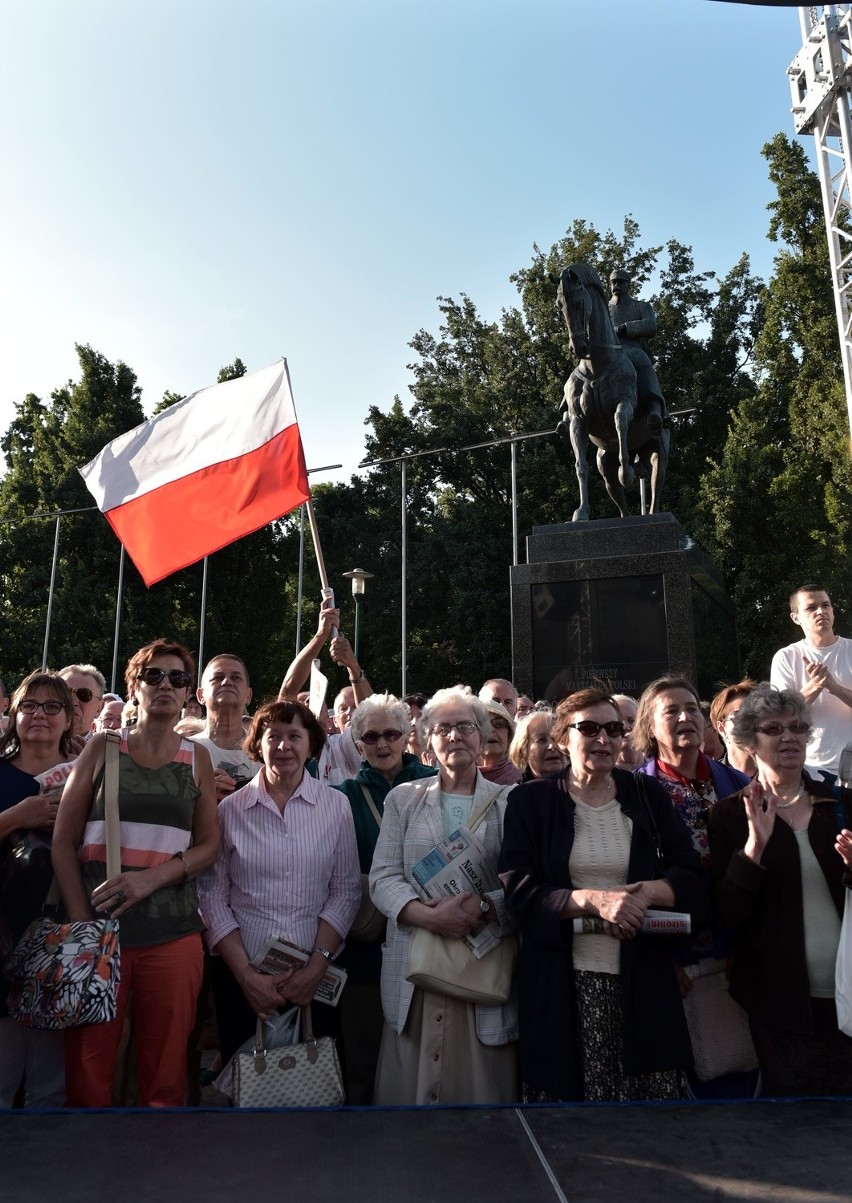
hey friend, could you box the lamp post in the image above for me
[342,568,375,662]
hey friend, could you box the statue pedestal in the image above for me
[510,514,739,702]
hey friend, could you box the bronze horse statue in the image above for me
[555,263,669,521]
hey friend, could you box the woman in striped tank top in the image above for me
[52,640,219,1108]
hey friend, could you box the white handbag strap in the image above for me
[103,730,122,880]
[467,784,503,833]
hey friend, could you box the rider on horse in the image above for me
[608,268,668,436]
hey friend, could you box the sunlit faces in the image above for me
[430,703,483,773]
[483,714,512,762]
[199,657,251,712]
[515,695,535,719]
[60,671,104,736]
[334,687,356,732]
[358,716,406,778]
[791,590,834,644]
[479,681,518,719]
[752,710,809,777]
[17,686,71,748]
[260,716,311,778]
[525,715,566,778]
[95,699,125,732]
[651,688,703,762]
[134,655,190,718]
[564,703,623,777]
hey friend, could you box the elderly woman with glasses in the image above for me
[369,685,519,1105]
[709,683,852,1096]
[52,640,219,1108]
[333,693,436,1103]
[0,671,76,1108]
[499,688,706,1103]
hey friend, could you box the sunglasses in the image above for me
[19,698,65,716]
[69,686,100,704]
[359,728,404,745]
[756,721,811,737]
[137,668,192,689]
[565,720,625,738]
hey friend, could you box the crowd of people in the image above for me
[1,582,851,1109]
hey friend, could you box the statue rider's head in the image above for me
[609,268,631,300]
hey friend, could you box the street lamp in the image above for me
[342,568,375,662]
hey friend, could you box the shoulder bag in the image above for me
[4,732,122,1030]
[406,788,516,1006]
[348,784,387,943]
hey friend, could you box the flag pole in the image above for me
[304,496,338,638]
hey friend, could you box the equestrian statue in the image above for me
[555,263,670,521]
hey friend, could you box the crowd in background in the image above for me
[1,582,851,1109]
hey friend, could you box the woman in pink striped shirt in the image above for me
[198,700,360,1066]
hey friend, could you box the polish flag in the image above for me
[80,359,310,586]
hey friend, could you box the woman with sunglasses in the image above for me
[333,693,436,1102]
[709,683,852,1095]
[52,640,219,1108]
[0,671,76,1108]
[370,685,519,1104]
[499,688,706,1102]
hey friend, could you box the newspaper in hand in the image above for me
[572,909,691,936]
[411,826,502,959]
[250,937,348,1006]
[34,761,75,795]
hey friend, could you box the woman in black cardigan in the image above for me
[499,689,707,1102]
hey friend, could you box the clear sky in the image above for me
[0,0,807,486]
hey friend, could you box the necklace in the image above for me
[775,785,805,810]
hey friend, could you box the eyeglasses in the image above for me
[756,721,811,737]
[359,728,404,745]
[433,721,478,737]
[137,668,192,689]
[19,699,65,716]
[491,719,511,731]
[565,720,625,738]
[69,687,100,704]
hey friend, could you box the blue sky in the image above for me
[0,0,806,486]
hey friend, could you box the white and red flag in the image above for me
[80,359,309,586]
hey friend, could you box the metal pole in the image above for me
[42,515,61,670]
[295,503,306,653]
[353,594,361,663]
[401,460,408,696]
[639,479,647,516]
[110,545,126,693]
[510,439,519,567]
[198,556,209,671]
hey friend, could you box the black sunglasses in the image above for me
[565,720,625,738]
[359,728,404,745]
[138,668,192,689]
[69,686,100,704]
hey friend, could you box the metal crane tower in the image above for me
[788,6,852,435]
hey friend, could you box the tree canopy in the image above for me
[1,133,848,700]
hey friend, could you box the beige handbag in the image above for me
[682,958,758,1081]
[405,789,516,1006]
[231,1006,345,1108]
[348,785,387,943]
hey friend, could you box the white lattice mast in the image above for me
[788,6,852,436]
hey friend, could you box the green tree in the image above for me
[700,133,852,676]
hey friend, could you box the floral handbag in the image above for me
[3,732,122,1030]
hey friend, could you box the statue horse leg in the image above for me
[613,399,635,491]
[597,447,630,518]
[565,379,591,522]
[647,429,670,513]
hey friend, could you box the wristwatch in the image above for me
[312,946,333,961]
[479,898,490,915]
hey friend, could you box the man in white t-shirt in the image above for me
[770,585,852,774]
[192,654,259,799]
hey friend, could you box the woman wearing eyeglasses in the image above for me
[499,688,706,1102]
[333,693,436,1103]
[709,683,852,1096]
[52,640,219,1108]
[0,671,76,1108]
[369,685,519,1104]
